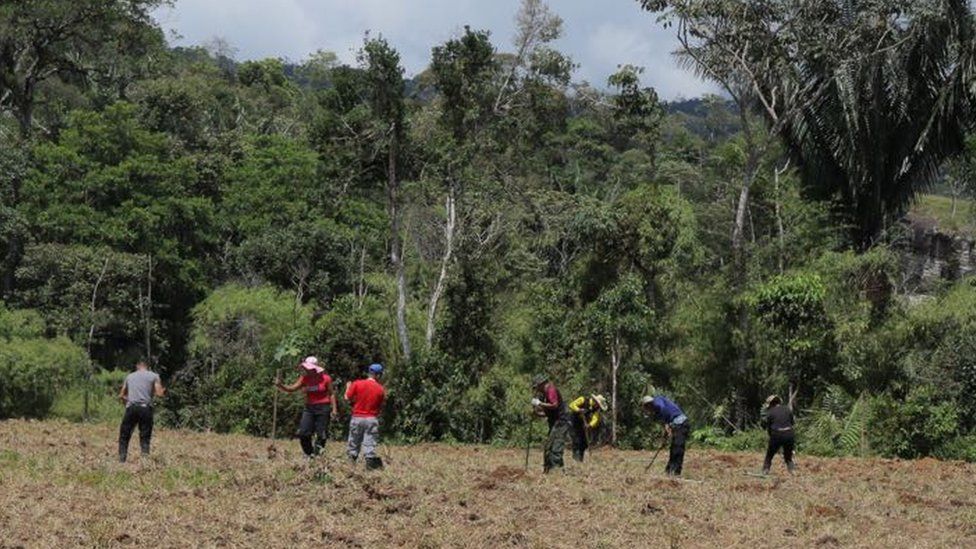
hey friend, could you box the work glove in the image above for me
[531,398,542,407]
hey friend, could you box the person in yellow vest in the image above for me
[568,394,607,462]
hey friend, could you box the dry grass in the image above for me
[2,419,975,548]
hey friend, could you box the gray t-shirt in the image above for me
[125,370,160,406]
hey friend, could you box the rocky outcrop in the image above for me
[901,214,976,290]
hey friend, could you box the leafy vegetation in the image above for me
[2,0,976,461]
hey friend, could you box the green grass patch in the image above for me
[312,469,333,485]
[160,466,224,490]
[911,194,976,235]
[0,449,21,467]
[274,467,297,483]
[75,467,134,489]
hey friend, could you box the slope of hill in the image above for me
[1,419,975,548]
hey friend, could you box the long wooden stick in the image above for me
[524,415,532,471]
[644,436,669,472]
[271,368,281,445]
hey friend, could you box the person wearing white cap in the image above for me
[641,394,690,476]
[275,356,337,458]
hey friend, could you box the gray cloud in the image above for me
[153,0,718,99]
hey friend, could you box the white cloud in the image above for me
[153,0,719,99]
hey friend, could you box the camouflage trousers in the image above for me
[543,418,570,472]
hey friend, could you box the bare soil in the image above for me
[1,419,974,548]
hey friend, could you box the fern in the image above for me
[839,395,867,455]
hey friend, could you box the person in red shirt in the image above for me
[276,356,336,458]
[345,363,386,469]
[531,374,571,473]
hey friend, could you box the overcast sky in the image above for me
[152,0,719,99]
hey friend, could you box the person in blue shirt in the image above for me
[641,395,690,476]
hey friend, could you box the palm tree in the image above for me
[645,0,976,248]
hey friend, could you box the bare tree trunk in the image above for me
[388,133,411,361]
[425,185,457,349]
[145,255,153,362]
[774,161,790,273]
[731,170,754,256]
[356,243,368,309]
[611,335,621,446]
[85,258,110,420]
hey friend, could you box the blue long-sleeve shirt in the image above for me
[649,396,685,425]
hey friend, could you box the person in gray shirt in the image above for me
[117,360,165,463]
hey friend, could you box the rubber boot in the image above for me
[365,456,384,470]
[786,461,796,474]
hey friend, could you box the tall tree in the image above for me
[0,0,165,138]
[0,0,165,300]
[426,27,498,350]
[361,37,411,362]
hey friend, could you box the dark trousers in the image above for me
[763,431,795,472]
[297,403,332,456]
[543,417,569,472]
[666,422,690,476]
[118,404,153,462]
[570,414,588,462]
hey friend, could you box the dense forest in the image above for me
[3,0,976,460]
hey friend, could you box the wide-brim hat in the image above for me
[765,394,781,407]
[532,374,547,387]
[592,394,608,411]
[301,356,324,373]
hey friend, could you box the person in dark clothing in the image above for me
[532,374,571,473]
[762,394,797,475]
[641,394,690,476]
[117,360,166,463]
[276,356,337,459]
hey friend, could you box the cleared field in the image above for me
[1,419,975,548]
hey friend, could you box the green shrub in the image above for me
[935,435,976,462]
[0,336,89,418]
[868,387,959,459]
[167,284,314,434]
[50,369,127,423]
[699,428,767,452]
[0,307,45,339]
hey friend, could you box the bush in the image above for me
[695,428,767,452]
[0,336,89,418]
[935,435,976,462]
[167,284,314,434]
[50,369,127,423]
[868,387,959,459]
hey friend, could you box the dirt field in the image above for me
[1,419,975,548]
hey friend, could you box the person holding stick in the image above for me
[567,393,607,462]
[275,356,337,459]
[762,391,797,475]
[641,394,690,477]
[531,374,571,473]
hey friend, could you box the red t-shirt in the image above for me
[299,372,333,405]
[345,378,385,418]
